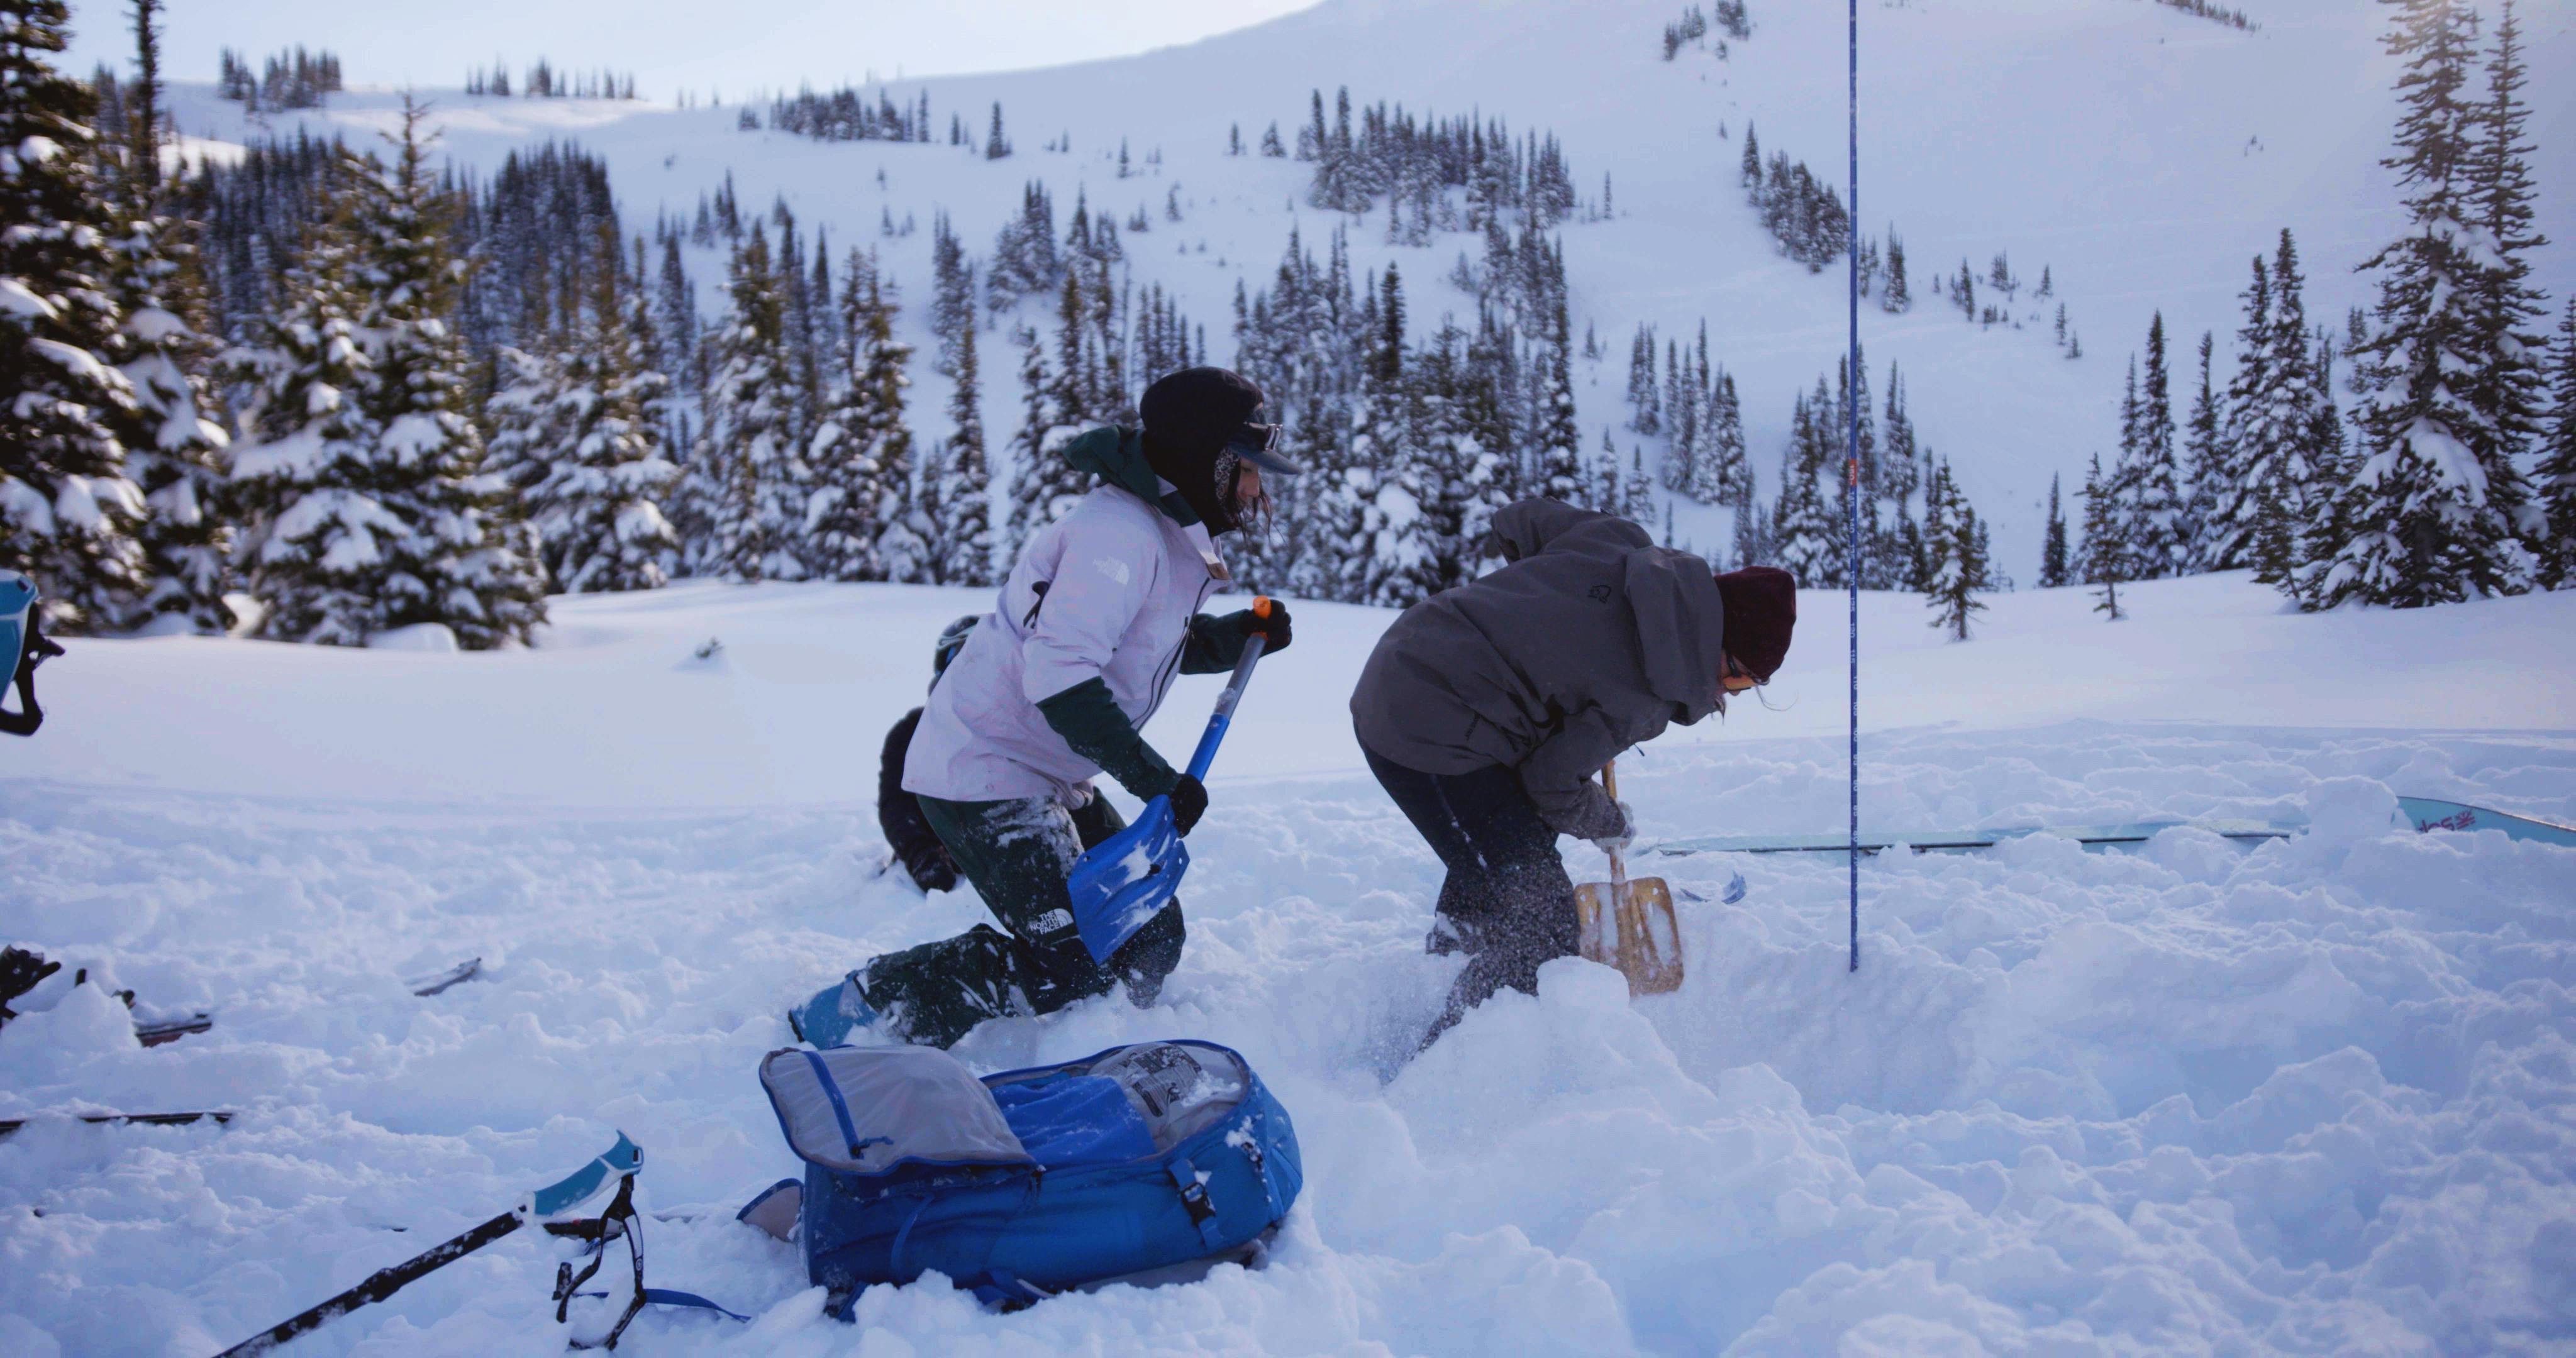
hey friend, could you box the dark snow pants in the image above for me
[855,792,1185,1049]
[1362,742,1580,1042]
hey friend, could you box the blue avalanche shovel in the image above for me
[1067,597,1276,965]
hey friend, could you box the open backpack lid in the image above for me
[759,1046,1033,1177]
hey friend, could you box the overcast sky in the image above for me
[61,1,1321,97]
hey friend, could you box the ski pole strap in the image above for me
[569,1289,751,1322]
[634,1289,749,1322]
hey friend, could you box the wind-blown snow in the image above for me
[3,574,2572,1354]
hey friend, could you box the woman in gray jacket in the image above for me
[795,368,1298,1049]
[1350,499,1796,1041]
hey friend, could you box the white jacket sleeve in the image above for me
[1019,511,1156,705]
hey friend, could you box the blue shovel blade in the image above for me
[1067,795,1190,965]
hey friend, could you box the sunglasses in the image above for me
[1721,654,1760,693]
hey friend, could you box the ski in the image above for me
[408,957,483,996]
[0,1110,233,1141]
[2395,797,2576,847]
[121,958,480,1048]
[1653,798,2576,859]
[1652,817,2300,857]
[214,1132,641,1358]
[135,1013,213,1047]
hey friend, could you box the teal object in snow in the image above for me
[1655,799,2576,858]
[791,973,879,1049]
[2397,797,2576,849]
[0,570,33,675]
[1653,817,2301,858]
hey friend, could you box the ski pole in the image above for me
[214,1133,641,1357]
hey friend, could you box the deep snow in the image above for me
[4,575,2574,1355]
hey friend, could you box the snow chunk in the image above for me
[370,623,460,653]
[2298,776,2401,847]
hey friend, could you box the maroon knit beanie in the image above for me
[1713,566,1797,680]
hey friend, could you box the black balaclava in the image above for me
[1140,367,1279,535]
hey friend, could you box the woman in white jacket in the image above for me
[795,369,1298,1049]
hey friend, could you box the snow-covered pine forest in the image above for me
[7,0,2572,648]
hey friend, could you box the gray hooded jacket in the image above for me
[1351,499,1729,839]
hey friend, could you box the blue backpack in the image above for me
[752,1039,1302,1309]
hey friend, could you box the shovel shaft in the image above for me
[1182,599,1272,783]
[1601,761,1628,892]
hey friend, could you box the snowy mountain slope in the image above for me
[155,0,2576,572]
[3,576,2573,1354]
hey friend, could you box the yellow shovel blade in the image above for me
[1574,876,1685,996]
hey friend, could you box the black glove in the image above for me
[1168,775,1208,836]
[19,610,61,677]
[901,846,960,894]
[1237,600,1291,654]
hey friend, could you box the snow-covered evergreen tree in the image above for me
[700,223,813,580]
[853,252,922,580]
[1730,496,1772,571]
[0,0,145,628]
[922,309,991,585]
[985,181,1058,315]
[2463,0,2549,527]
[348,104,545,646]
[1626,323,1660,436]
[2080,452,2127,620]
[1531,289,1584,501]
[1355,369,1439,607]
[1769,378,1843,587]
[655,234,696,391]
[1418,316,1511,592]
[2212,243,2314,577]
[2538,298,2576,587]
[1623,440,1655,527]
[523,231,677,593]
[1881,229,1911,313]
[2179,331,2223,571]
[106,204,231,632]
[807,250,916,581]
[1692,367,1753,506]
[1004,311,1082,555]
[231,108,544,647]
[2040,473,2070,587]
[1921,461,1987,640]
[2290,326,2358,607]
[1662,340,1698,497]
[2318,0,2539,607]
[2121,312,2185,577]
[226,195,382,644]
[929,210,974,380]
